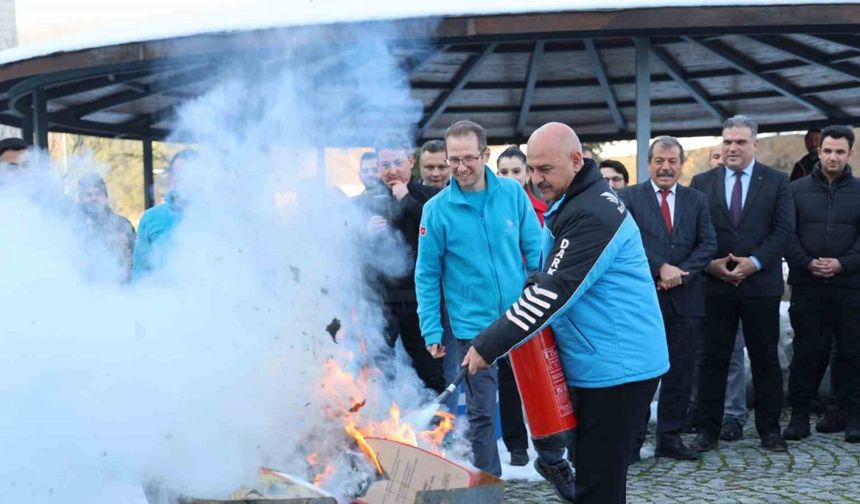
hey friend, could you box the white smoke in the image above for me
[0,21,451,504]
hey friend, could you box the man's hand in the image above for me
[426,343,446,359]
[706,256,740,286]
[657,263,689,291]
[367,215,388,236]
[811,257,843,278]
[390,181,409,201]
[726,254,757,282]
[461,346,490,375]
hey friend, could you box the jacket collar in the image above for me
[544,158,602,221]
[448,164,500,205]
[811,162,853,187]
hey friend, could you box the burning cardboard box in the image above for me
[354,438,503,504]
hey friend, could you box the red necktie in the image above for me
[660,189,672,234]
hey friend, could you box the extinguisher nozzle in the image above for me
[432,367,468,405]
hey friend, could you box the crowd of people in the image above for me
[0,140,191,284]
[351,116,860,503]
[3,111,857,503]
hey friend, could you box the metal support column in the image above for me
[32,88,49,149]
[21,117,34,146]
[143,138,154,209]
[635,37,652,185]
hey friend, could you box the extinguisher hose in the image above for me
[433,367,468,405]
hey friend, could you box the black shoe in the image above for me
[810,398,825,415]
[782,415,811,441]
[654,438,700,461]
[761,432,788,452]
[534,458,575,503]
[816,405,846,433]
[845,417,860,443]
[719,419,743,441]
[509,449,529,467]
[629,450,641,464]
[690,432,718,452]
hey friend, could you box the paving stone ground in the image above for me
[503,419,860,503]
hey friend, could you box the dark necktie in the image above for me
[660,189,672,234]
[730,171,743,227]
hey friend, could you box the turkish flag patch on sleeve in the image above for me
[419,226,427,236]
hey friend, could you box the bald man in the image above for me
[462,123,669,503]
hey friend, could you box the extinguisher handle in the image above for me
[433,367,468,405]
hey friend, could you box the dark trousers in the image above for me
[574,378,658,504]
[498,357,528,453]
[456,339,502,476]
[383,301,445,394]
[789,286,860,417]
[634,299,700,450]
[657,305,700,441]
[695,294,783,439]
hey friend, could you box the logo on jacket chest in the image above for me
[548,238,570,275]
[601,191,626,214]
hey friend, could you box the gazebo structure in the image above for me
[0,2,858,205]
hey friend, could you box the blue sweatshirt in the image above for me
[132,192,183,280]
[415,166,542,345]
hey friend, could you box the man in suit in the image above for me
[621,136,717,461]
[690,115,795,452]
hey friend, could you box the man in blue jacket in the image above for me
[462,122,669,503]
[132,150,194,280]
[415,120,542,477]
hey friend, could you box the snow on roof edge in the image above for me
[0,0,850,68]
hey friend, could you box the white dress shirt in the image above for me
[651,179,677,226]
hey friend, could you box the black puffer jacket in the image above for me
[353,181,439,302]
[786,163,860,288]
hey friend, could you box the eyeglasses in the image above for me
[445,151,484,167]
[604,176,624,182]
[379,159,408,171]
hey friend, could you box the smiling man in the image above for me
[619,136,717,462]
[353,133,445,396]
[689,115,795,453]
[418,140,450,189]
[415,120,542,477]
[784,125,860,444]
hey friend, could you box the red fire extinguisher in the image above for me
[509,326,578,450]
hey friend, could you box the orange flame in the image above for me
[313,465,336,487]
[311,354,456,487]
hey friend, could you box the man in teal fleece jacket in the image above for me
[415,120,542,476]
[132,150,193,280]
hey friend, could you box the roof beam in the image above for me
[417,43,497,137]
[516,40,544,137]
[122,104,177,129]
[684,36,845,118]
[650,46,727,123]
[45,71,153,100]
[57,67,213,121]
[584,39,627,132]
[400,44,451,75]
[812,34,860,53]
[748,35,860,83]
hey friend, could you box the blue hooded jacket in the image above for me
[473,160,669,388]
[415,167,542,345]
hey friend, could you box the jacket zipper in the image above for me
[825,186,833,253]
[466,196,505,314]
